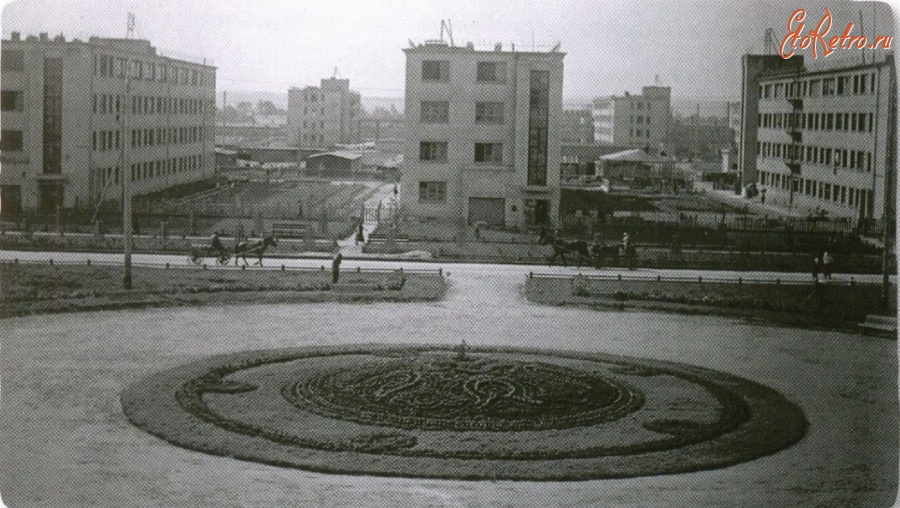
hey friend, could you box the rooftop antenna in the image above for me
[655,74,660,85]
[333,66,340,79]
[126,12,135,39]
[763,28,776,54]
[440,20,454,46]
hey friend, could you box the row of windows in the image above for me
[301,133,324,144]
[418,141,505,164]
[418,181,447,203]
[629,128,651,138]
[759,170,872,209]
[421,60,508,83]
[1,90,23,111]
[94,155,204,188]
[126,95,212,115]
[130,155,203,182]
[418,101,506,124]
[0,129,23,151]
[93,125,209,151]
[94,54,212,87]
[760,72,876,99]
[758,111,873,133]
[1,49,25,71]
[301,120,325,129]
[758,141,872,172]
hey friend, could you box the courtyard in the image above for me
[0,256,896,507]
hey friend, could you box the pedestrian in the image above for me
[355,222,365,245]
[331,253,342,285]
[812,256,820,282]
[822,251,833,280]
[760,188,766,205]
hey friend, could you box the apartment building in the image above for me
[400,41,564,227]
[0,32,216,214]
[287,78,361,148]
[739,53,896,219]
[591,86,671,148]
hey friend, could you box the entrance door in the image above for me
[38,181,64,214]
[524,199,550,226]
[468,197,505,226]
[0,185,22,216]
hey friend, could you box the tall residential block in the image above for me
[288,78,361,148]
[739,53,896,219]
[591,86,671,148]
[0,32,216,214]
[401,41,565,227]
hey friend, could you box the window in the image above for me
[474,143,503,164]
[475,102,504,124]
[418,181,447,203]
[808,79,820,97]
[1,90,23,111]
[823,78,836,96]
[0,130,23,151]
[422,60,449,81]
[419,141,448,162]
[420,101,449,123]
[476,62,506,83]
[1,49,24,71]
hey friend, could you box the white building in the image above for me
[287,78,361,148]
[0,32,216,214]
[740,53,896,219]
[592,86,671,148]
[400,41,565,227]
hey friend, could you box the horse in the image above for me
[234,234,278,267]
[537,229,593,268]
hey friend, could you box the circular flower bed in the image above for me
[121,344,806,481]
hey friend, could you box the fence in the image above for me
[526,271,881,287]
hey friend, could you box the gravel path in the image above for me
[0,258,896,507]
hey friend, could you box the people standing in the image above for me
[331,253,343,285]
[822,251,833,280]
[812,256,820,282]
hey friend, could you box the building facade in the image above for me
[739,53,896,219]
[287,78,361,148]
[591,86,671,148]
[0,33,216,214]
[561,108,594,144]
[400,41,564,227]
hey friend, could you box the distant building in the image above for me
[559,143,632,183]
[401,40,565,227]
[287,78,361,148]
[666,118,734,161]
[305,151,363,175]
[591,86,671,148]
[739,53,896,219]
[561,109,594,144]
[727,101,741,148]
[0,32,216,214]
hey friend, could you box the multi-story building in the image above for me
[0,32,216,214]
[401,41,564,227]
[287,78,360,148]
[561,108,594,144]
[591,86,671,148]
[739,53,896,220]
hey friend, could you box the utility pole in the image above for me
[122,12,135,289]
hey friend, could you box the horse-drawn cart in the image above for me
[188,245,231,265]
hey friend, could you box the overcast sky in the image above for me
[1,0,895,103]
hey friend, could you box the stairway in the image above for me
[858,314,897,337]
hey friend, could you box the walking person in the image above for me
[812,256,820,283]
[822,251,833,280]
[331,253,343,285]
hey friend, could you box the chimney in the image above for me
[39,32,48,41]
[494,43,502,52]
[11,31,20,41]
